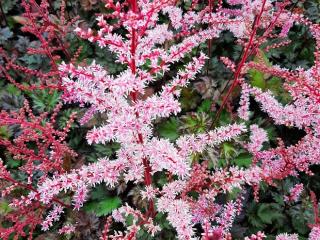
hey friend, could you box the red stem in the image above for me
[25,1,59,75]
[212,0,268,126]
[311,191,320,225]
[129,0,155,217]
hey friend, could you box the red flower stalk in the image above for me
[0,0,77,91]
[0,101,76,240]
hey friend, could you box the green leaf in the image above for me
[249,69,266,89]
[0,126,10,139]
[257,203,284,224]
[94,143,120,157]
[155,212,172,229]
[266,77,281,91]
[88,143,120,162]
[90,185,109,200]
[0,200,12,214]
[221,142,237,159]
[233,153,252,167]
[289,205,312,235]
[84,196,121,217]
[157,117,179,141]
[6,84,21,95]
[29,89,61,112]
[291,212,309,235]
[58,109,79,129]
[266,77,291,103]
[218,109,232,125]
[155,172,168,187]
[228,187,242,201]
[135,229,155,240]
[197,99,212,113]
[19,55,46,69]
[6,155,21,168]
[271,192,285,206]
[249,215,265,229]
[180,113,209,134]
[248,49,271,89]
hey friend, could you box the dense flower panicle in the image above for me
[227,0,245,6]
[141,185,158,201]
[79,106,97,125]
[309,226,320,240]
[135,93,181,121]
[226,8,320,238]
[144,138,190,177]
[0,102,76,179]
[245,86,315,129]
[161,180,187,199]
[0,198,42,239]
[157,196,194,240]
[41,205,64,231]
[236,44,320,183]
[180,162,263,237]
[38,158,126,205]
[284,183,304,202]
[177,123,246,158]
[244,231,267,240]
[191,195,221,224]
[275,233,299,240]
[247,124,268,153]
[211,167,247,192]
[215,201,240,232]
[196,197,243,238]
[238,82,251,120]
[0,159,10,179]
[255,133,320,183]
[279,20,294,37]
[112,204,161,237]
[58,224,76,235]
[59,62,126,112]
[162,6,183,30]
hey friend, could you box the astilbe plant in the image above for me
[0,1,78,238]
[1,0,320,239]
[228,0,320,238]
[0,0,74,91]
[37,1,252,238]
[0,101,76,239]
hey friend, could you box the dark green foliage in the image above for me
[28,89,61,112]
[157,117,180,141]
[84,197,121,217]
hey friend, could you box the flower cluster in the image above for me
[309,226,320,240]
[0,101,76,239]
[284,183,304,203]
[0,0,75,91]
